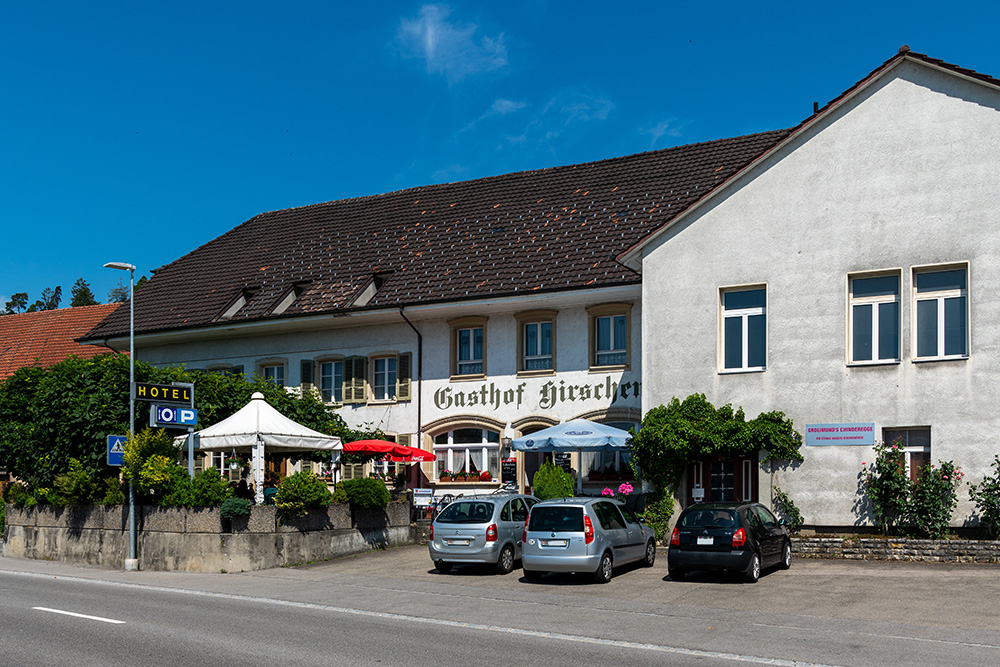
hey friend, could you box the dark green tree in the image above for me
[26,286,62,312]
[70,278,99,307]
[3,293,28,314]
[108,275,148,303]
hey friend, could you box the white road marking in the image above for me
[33,606,126,624]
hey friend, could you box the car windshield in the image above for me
[679,508,738,529]
[436,501,495,524]
[528,506,584,532]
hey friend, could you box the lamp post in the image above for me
[105,261,138,571]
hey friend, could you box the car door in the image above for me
[594,501,630,562]
[619,505,646,563]
[751,505,783,566]
[507,497,529,557]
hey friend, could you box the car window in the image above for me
[528,506,583,532]
[525,497,538,509]
[501,501,512,522]
[436,501,495,524]
[594,502,626,530]
[621,506,640,525]
[746,508,763,531]
[754,506,777,529]
[679,508,737,529]
[510,498,528,522]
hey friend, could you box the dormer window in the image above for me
[271,281,312,316]
[217,288,259,321]
[353,272,393,308]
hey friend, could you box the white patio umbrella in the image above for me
[187,392,342,504]
[510,419,632,494]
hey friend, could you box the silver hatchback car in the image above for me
[429,494,539,574]
[521,497,656,583]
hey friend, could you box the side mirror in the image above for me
[778,518,788,526]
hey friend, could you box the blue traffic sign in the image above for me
[154,405,198,427]
[107,435,127,466]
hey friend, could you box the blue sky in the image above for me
[4,1,1000,308]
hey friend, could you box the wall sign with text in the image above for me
[805,423,875,446]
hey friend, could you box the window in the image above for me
[516,310,556,373]
[883,427,931,482]
[581,421,635,478]
[914,266,968,360]
[434,428,500,479]
[319,360,343,403]
[721,287,766,371]
[261,364,285,386]
[587,304,631,369]
[372,356,398,401]
[850,273,900,363]
[449,317,487,378]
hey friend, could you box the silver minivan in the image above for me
[429,494,539,574]
[521,497,656,583]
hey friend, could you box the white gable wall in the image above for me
[640,60,1000,526]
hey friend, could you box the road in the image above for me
[0,547,997,666]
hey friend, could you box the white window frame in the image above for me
[913,264,969,361]
[848,271,901,365]
[523,321,554,371]
[260,363,285,387]
[371,356,398,402]
[449,316,487,379]
[433,428,501,480]
[586,303,631,370]
[883,427,931,482]
[720,286,767,373]
[319,359,344,404]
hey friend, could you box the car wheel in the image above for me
[523,569,543,581]
[668,567,686,581]
[435,561,453,574]
[780,541,792,570]
[496,545,515,575]
[643,540,656,567]
[744,552,761,584]
[594,552,613,584]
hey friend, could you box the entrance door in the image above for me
[687,454,758,506]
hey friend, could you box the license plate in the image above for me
[448,539,470,546]
[543,539,568,547]
[697,536,714,546]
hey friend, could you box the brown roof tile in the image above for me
[0,304,122,378]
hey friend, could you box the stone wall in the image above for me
[2,501,418,573]
[792,537,1000,563]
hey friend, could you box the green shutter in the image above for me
[397,352,412,401]
[343,357,368,404]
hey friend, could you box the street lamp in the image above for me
[105,261,138,572]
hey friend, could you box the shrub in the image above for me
[909,461,963,539]
[275,471,334,516]
[220,497,252,519]
[0,498,4,534]
[641,490,675,543]
[5,482,32,507]
[336,477,390,509]
[861,439,911,534]
[772,486,804,533]
[123,429,179,487]
[970,455,1000,539]
[191,467,234,507]
[532,462,574,500]
[101,477,125,505]
[51,458,99,506]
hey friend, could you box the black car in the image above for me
[667,502,791,583]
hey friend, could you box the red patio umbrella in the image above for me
[343,439,434,462]
[389,445,436,462]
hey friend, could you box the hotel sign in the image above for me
[805,423,875,446]
[134,382,192,404]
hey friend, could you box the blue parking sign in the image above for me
[107,435,127,466]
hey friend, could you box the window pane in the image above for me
[525,323,538,356]
[853,275,899,298]
[747,313,766,368]
[916,299,938,357]
[597,317,610,351]
[917,269,966,292]
[540,322,552,356]
[724,289,766,311]
[473,328,483,360]
[853,304,873,361]
[458,329,471,361]
[724,316,742,369]
[878,301,899,360]
[944,296,967,356]
[453,428,483,444]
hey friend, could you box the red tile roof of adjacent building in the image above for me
[0,304,123,379]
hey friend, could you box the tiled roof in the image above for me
[83,130,790,341]
[0,304,122,378]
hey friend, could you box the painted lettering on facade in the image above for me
[433,376,640,411]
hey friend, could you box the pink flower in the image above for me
[618,482,634,495]
[601,487,614,497]
[942,475,949,481]
[861,462,867,466]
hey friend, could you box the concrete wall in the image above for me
[2,502,418,573]
[639,60,1000,527]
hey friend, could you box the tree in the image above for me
[26,286,62,312]
[4,293,29,314]
[70,278,99,307]
[627,393,804,491]
[108,275,148,303]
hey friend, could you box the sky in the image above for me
[3,1,1000,309]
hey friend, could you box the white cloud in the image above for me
[490,99,526,115]
[640,119,684,149]
[397,5,507,83]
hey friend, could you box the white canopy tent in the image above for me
[186,392,342,504]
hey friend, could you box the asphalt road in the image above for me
[0,547,997,666]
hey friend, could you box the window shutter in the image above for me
[343,357,368,404]
[397,352,412,401]
[395,433,411,446]
[300,360,314,385]
[230,365,244,376]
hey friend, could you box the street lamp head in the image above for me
[104,261,136,272]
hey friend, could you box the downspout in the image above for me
[399,308,423,475]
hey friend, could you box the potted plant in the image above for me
[440,470,453,482]
[479,470,492,482]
